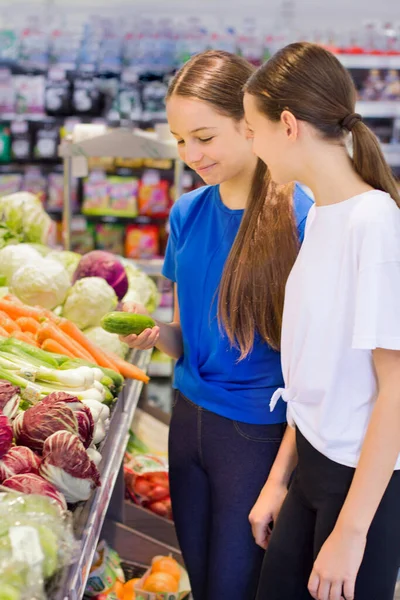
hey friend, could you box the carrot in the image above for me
[12,331,38,346]
[0,325,10,337]
[58,319,120,372]
[36,322,95,362]
[0,299,43,322]
[107,351,149,384]
[16,317,40,335]
[41,338,75,358]
[0,316,21,334]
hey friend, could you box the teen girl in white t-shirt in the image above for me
[244,42,400,600]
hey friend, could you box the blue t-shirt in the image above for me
[162,184,313,424]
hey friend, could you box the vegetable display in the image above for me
[0,204,154,597]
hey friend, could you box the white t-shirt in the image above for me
[271,190,400,468]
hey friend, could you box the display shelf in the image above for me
[53,348,152,600]
[59,126,183,251]
[338,54,400,70]
[356,101,400,119]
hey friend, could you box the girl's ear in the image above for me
[281,110,299,140]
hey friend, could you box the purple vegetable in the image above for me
[0,446,41,482]
[40,431,100,503]
[73,250,128,301]
[13,401,78,453]
[0,380,20,420]
[2,472,67,510]
[43,392,94,448]
[0,415,13,459]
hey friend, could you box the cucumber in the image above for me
[101,312,156,336]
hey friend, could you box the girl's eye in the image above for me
[199,137,214,143]
[176,140,185,145]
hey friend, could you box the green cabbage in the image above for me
[121,259,160,314]
[0,193,51,245]
[10,260,70,310]
[84,326,129,358]
[0,245,43,286]
[47,250,81,279]
[62,277,118,329]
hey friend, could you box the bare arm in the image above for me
[249,424,298,548]
[121,286,183,360]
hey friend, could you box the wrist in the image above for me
[335,514,369,539]
[265,474,289,489]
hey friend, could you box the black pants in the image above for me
[256,429,400,600]
[169,391,285,600]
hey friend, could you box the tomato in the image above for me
[133,477,152,497]
[147,484,169,501]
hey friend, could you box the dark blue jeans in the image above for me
[168,391,285,600]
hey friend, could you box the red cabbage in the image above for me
[0,446,41,482]
[13,401,78,453]
[73,250,128,301]
[42,392,94,448]
[0,415,13,459]
[0,380,20,420]
[40,431,100,503]
[2,472,67,510]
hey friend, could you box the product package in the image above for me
[138,170,170,217]
[125,225,159,259]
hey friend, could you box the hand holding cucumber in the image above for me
[101,303,160,350]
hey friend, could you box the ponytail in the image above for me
[351,122,400,207]
[218,160,298,359]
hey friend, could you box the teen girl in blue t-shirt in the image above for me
[121,50,312,600]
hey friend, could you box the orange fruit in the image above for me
[143,572,179,593]
[123,578,141,599]
[151,557,181,583]
[113,580,125,600]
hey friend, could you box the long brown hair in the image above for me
[167,50,299,358]
[245,42,400,206]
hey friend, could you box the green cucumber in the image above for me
[101,312,156,336]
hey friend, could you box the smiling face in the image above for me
[244,93,299,185]
[167,95,254,185]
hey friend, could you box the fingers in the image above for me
[308,570,320,599]
[249,513,272,550]
[309,572,346,600]
[343,579,355,600]
[120,327,160,350]
[329,582,344,600]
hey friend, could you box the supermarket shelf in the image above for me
[54,349,152,600]
[356,101,400,118]
[338,54,400,70]
[59,128,179,160]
